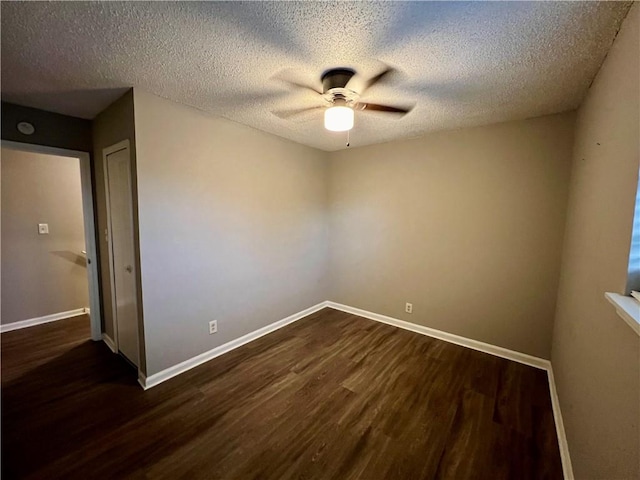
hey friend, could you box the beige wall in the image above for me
[328,112,575,359]
[1,148,88,324]
[132,89,329,376]
[92,89,146,371]
[551,4,640,478]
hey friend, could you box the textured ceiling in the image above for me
[1,1,632,151]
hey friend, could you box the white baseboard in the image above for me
[547,366,574,480]
[326,301,550,370]
[138,371,148,389]
[138,301,329,390]
[102,333,117,353]
[0,308,89,333]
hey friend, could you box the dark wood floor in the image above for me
[1,308,563,479]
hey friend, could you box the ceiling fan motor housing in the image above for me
[321,68,356,94]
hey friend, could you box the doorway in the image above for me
[0,141,101,340]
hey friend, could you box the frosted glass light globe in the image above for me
[324,106,354,132]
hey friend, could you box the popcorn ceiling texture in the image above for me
[0,1,632,151]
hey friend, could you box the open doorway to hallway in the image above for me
[0,142,101,339]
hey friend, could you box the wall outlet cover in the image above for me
[38,223,49,235]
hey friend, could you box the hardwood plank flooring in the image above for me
[1,308,563,479]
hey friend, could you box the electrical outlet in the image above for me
[209,320,218,334]
[405,303,413,314]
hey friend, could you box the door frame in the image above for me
[1,140,102,341]
[102,139,138,362]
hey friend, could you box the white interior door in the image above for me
[105,144,139,366]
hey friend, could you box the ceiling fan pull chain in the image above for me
[346,129,350,147]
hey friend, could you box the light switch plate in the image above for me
[38,223,49,235]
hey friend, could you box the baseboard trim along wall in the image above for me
[138,302,329,390]
[326,301,550,369]
[0,307,90,333]
[137,300,573,479]
[547,365,575,480]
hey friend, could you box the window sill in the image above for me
[605,292,640,336]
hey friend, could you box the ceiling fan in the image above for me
[273,66,414,132]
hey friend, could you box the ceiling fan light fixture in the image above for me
[324,106,354,132]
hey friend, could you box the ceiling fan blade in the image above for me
[272,106,324,119]
[357,67,396,94]
[279,79,323,94]
[357,102,413,115]
[272,70,323,94]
